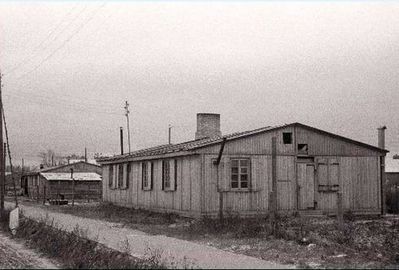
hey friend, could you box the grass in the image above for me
[17,200,399,268]
[14,216,169,269]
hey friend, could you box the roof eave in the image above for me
[97,150,198,165]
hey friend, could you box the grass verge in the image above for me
[14,216,168,269]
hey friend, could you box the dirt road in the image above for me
[6,202,293,269]
[0,231,58,269]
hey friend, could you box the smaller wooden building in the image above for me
[21,161,102,201]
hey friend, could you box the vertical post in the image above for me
[21,158,24,194]
[124,101,131,153]
[270,137,278,231]
[337,192,343,227]
[378,126,387,215]
[71,168,75,206]
[36,185,39,203]
[216,138,227,222]
[57,180,60,200]
[0,73,4,213]
[84,147,87,163]
[43,185,46,205]
[168,124,172,144]
[120,127,124,155]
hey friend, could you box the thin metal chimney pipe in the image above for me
[120,127,124,155]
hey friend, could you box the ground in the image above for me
[8,197,399,268]
[0,230,59,269]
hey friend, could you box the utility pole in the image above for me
[124,101,131,153]
[0,73,4,213]
[168,124,173,144]
[84,147,87,162]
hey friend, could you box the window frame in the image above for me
[142,162,149,190]
[123,163,131,189]
[283,132,293,144]
[230,158,251,191]
[162,160,171,191]
[118,164,124,189]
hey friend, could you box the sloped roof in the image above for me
[96,125,285,163]
[97,122,387,164]
[40,172,102,181]
[23,161,101,176]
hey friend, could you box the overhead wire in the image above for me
[4,4,81,76]
[12,3,106,81]
[3,93,123,116]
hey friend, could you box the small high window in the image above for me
[283,132,292,144]
[298,144,308,155]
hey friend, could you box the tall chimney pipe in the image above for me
[120,127,124,155]
[378,126,387,149]
[378,125,387,216]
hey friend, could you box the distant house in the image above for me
[97,113,388,217]
[21,161,102,201]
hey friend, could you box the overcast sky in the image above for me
[0,1,398,169]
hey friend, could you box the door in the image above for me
[297,163,315,210]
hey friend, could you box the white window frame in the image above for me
[230,158,250,190]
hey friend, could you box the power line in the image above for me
[3,93,123,116]
[3,4,81,76]
[12,3,106,81]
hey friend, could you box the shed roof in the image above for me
[97,122,388,164]
[40,172,102,181]
[23,161,101,176]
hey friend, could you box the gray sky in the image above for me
[0,1,398,169]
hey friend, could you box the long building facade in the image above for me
[97,113,388,217]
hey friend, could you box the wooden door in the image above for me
[297,163,315,210]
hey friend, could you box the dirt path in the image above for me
[6,202,293,269]
[0,231,59,269]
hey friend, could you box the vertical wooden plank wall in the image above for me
[102,155,202,216]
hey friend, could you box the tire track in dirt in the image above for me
[0,231,59,269]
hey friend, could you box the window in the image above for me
[118,164,123,188]
[109,165,114,188]
[298,144,308,155]
[125,163,131,189]
[283,132,292,144]
[150,162,154,189]
[142,162,148,189]
[231,158,250,189]
[162,160,170,190]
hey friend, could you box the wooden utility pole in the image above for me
[124,101,131,153]
[0,73,4,213]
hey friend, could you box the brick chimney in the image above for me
[195,113,221,140]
